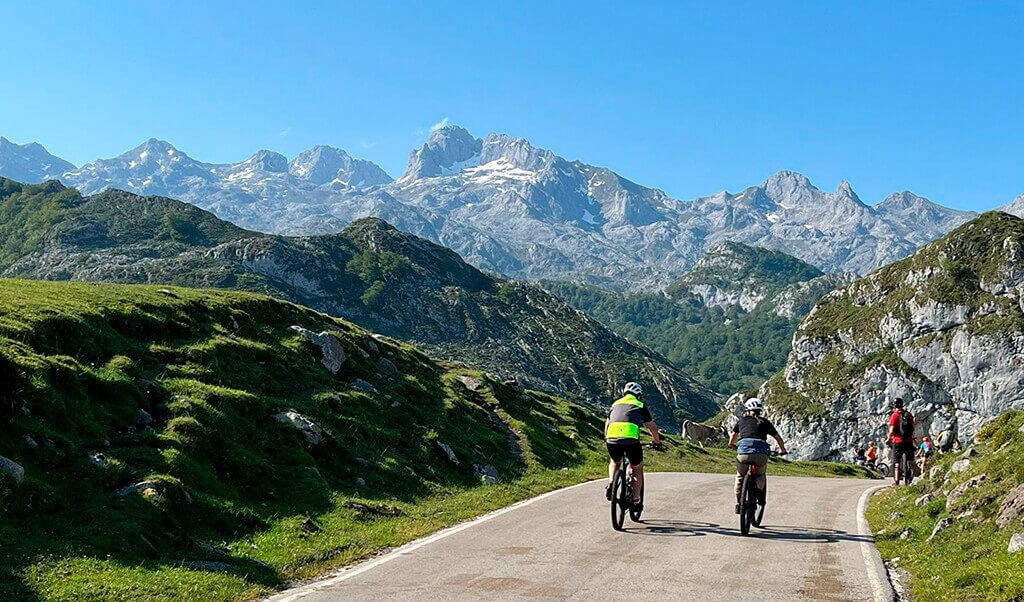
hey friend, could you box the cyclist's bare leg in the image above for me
[608,459,618,484]
[632,463,644,502]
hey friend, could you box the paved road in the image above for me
[269,473,890,602]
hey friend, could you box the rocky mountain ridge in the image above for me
[0,177,716,423]
[0,128,983,288]
[759,211,1024,460]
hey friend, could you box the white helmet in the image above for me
[744,397,764,412]
[623,382,643,396]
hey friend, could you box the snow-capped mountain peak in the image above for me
[0,136,76,182]
[401,125,483,181]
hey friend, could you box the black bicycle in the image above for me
[867,460,890,478]
[892,446,915,486]
[610,456,641,530]
[610,443,661,530]
[738,450,785,536]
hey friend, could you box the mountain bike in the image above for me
[738,450,785,536]
[610,443,661,530]
[867,460,889,478]
[891,444,915,486]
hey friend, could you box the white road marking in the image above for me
[857,484,896,602]
[266,479,600,602]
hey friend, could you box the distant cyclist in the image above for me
[728,398,787,514]
[605,382,662,510]
[866,441,878,470]
[919,435,935,471]
[886,398,916,485]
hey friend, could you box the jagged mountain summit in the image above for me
[1002,194,1024,218]
[0,177,717,423]
[0,128,979,286]
[759,211,1024,460]
[0,137,76,183]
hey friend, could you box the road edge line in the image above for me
[857,484,896,602]
[265,478,601,601]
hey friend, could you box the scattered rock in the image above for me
[950,459,971,474]
[474,464,500,484]
[355,457,370,466]
[961,448,978,459]
[929,465,944,480]
[436,441,459,465]
[189,537,225,555]
[1009,533,1024,554]
[928,517,954,541]
[182,561,235,572]
[23,435,38,449]
[367,340,379,353]
[391,401,401,408]
[503,379,525,394]
[997,484,1024,527]
[272,411,324,445]
[89,453,109,469]
[379,357,398,373]
[250,558,271,569]
[915,494,933,507]
[1019,423,1024,434]
[357,347,371,359]
[406,466,417,477]
[229,315,240,330]
[137,378,155,393]
[458,375,484,392]
[135,408,154,426]
[948,474,987,507]
[352,379,377,394]
[955,509,976,520]
[343,500,405,517]
[157,288,176,297]
[899,528,915,540]
[354,477,366,487]
[300,517,320,533]
[0,455,25,484]
[289,326,347,375]
[889,512,904,521]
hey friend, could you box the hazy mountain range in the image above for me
[2,129,1019,290]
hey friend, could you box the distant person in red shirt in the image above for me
[887,398,916,485]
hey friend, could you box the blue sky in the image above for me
[1,1,1021,210]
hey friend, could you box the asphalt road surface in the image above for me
[269,473,891,602]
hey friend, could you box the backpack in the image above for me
[895,409,914,440]
[937,430,952,449]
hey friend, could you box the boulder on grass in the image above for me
[436,441,459,466]
[0,455,24,484]
[947,474,986,507]
[997,484,1024,528]
[474,464,500,484]
[928,517,953,542]
[950,459,971,474]
[290,326,347,375]
[1009,533,1024,554]
[272,411,324,445]
[352,379,377,394]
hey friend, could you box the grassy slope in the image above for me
[0,279,870,601]
[867,410,1024,601]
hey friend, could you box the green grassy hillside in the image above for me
[868,411,1024,601]
[0,178,717,425]
[0,279,866,601]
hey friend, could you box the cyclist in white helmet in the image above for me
[728,397,787,514]
[605,382,662,509]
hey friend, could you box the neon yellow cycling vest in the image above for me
[605,394,644,442]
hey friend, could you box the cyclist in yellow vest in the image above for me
[605,382,662,508]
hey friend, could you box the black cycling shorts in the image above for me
[607,441,643,465]
[892,441,915,465]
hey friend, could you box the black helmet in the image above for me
[894,398,905,409]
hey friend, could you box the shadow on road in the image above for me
[624,520,874,544]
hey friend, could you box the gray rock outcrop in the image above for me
[290,326,346,374]
[997,484,1024,527]
[0,455,25,484]
[272,411,324,445]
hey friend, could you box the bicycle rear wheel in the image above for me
[752,479,766,527]
[739,473,753,536]
[611,468,627,531]
[629,483,644,523]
